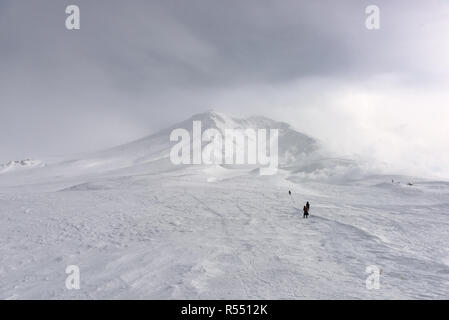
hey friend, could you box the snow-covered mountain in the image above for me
[72,109,324,169]
[0,111,356,187]
[1,111,448,299]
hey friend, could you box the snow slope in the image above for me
[0,111,448,299]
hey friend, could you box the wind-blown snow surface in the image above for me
[1,112,448,299]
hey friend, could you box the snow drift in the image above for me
[0,111,448,299]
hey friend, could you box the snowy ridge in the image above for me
[0,159,45,174]
[0,111,448,299]
[0,111,349,187]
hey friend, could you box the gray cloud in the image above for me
[1,0,449,177]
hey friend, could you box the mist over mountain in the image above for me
[0,111,364,187]
[1,110,448,299]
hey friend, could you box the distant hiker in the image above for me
[303,206,309,219]
[306,201,310,211]
[289,190,291,196]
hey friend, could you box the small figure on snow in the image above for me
[303,205,309,219]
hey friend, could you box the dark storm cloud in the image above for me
[1,0,448,177]
[0,0,386,93]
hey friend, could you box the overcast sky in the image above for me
[1,0,449,178]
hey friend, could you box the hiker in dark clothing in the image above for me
[289,190,291,196]
[306,201,310,211]
[303,206,309,218]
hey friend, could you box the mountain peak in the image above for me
[190,110,229,123]
[188,110,240,132]
[193,109,224,118]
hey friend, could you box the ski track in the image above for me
[0,171,449,299]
